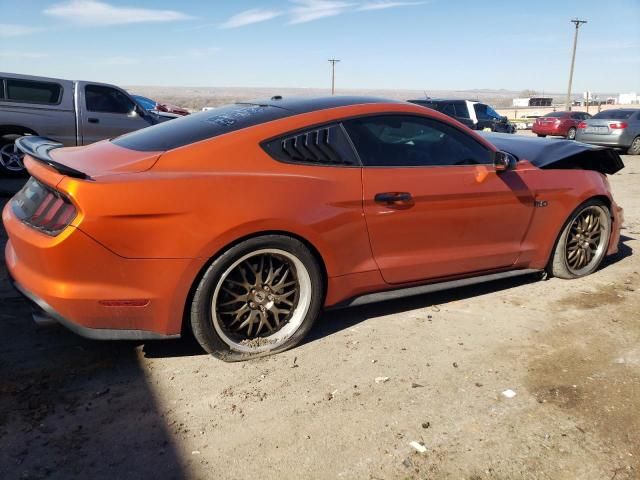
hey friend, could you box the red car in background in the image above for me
[533,111,591,140]
[131,95,190,116]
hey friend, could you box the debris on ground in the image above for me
[325,389,338,401]
[375,377,390,384]
[409,441,427,453]
[501,389,517,399]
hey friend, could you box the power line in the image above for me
[565,18,587,111]
[328,59,340,95]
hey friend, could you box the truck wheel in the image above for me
[548,199,611,279]
[0,135,27,177]
[566,128,577,140]
[628,136,640,155]
[190,235,324,361]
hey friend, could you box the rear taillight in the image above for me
[577,121,587,129]
[609,121,628,129]
[11,177,77,236]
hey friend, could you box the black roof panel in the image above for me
[240,95,398,113]
[112,96,398,152]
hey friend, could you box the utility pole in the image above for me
[565,18,587,111]
[328,59,340,95]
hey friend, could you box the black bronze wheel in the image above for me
[190,235,323,361]
[550,200,611,279]
[564,206,608,275]
[212,249,311,351]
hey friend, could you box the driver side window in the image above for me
[343,115,492,167]
[86,84,135,114]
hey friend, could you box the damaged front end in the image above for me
[480,132,625,175]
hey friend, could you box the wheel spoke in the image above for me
[225,278,250,290]
[256,310,273,336]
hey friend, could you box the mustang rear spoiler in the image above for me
[15,136,90,180]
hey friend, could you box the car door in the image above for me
[342,114,535,285]
[452,101,475,129]
[79,83,152,144]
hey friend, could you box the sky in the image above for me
[1,0,639,94]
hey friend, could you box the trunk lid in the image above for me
[16,136,162,180]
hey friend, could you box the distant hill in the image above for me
[125,85,575,111]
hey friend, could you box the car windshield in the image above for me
[133,95,156,110]
[474,103,501,120]
[592,110,634,120]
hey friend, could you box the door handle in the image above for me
[88,118,100,124]
[374,192,413,207]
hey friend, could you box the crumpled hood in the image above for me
[480,132,625,175]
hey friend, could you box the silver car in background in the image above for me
[576,108,640,155]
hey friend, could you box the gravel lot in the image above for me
[1,140,638,479]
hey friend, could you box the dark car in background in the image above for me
[576,109,640,155]
[409,99,516,133]
[532,111,591,140]
[131,94,190,116]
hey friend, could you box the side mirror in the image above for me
[494,151,517,172]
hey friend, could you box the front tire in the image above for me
[549,200,611,279]
[190,235,324,361]
[537,134,546,138]
[628,136,640,155]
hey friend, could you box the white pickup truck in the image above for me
[0,72,173,175]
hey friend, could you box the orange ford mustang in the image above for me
[3,97,624,361]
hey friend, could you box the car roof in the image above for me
[112,96,403,152]
[242,96,399,114]
[408,98,475,103]
[602,109,636,114]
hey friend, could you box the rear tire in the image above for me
[190,235,324,361]
[0,135,28,177]
[566,127,577,140]
[628,136,640,155]
[548,199,611,279]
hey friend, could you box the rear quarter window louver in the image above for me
[262,124,360,166]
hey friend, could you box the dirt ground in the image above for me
[0,142,638,479]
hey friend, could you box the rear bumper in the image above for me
[3,201,196,340]
[532,125,565,136]
[575,132,631,148]
[10,277,178,340]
